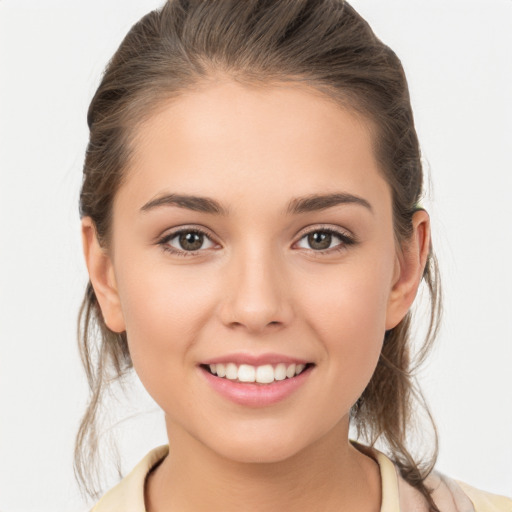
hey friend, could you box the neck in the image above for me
[145,419,381,512]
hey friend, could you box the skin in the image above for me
[82,80,430,512]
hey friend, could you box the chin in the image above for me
[199,418,336,466]
[213,437,306,465]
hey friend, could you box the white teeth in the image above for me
[216,363,226,377]
[206,362,309,383]
[238,364,256,382]
[274,363,287,381]
[256,364,275,384]
[286,364,296,378]
[225,363,238,380]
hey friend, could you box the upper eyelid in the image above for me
[158,225,216,242]
[295,224,353,238]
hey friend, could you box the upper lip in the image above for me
[200,353,312,366]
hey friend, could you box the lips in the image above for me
[198,354,315,406]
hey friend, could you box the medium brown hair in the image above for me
[76,1,442,509]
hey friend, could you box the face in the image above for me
[87,80,420,464]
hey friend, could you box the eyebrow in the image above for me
[140,192,373,216]
[141,194,229,215]
[286,192,373,215]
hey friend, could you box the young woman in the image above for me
[76,1,512,511]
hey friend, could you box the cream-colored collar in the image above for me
[92,444,404,512]
[92,444,506,512]
[91,445,168,512]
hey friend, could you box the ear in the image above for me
[81,217,126,333]
[385,210,431,330]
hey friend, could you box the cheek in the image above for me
[113,261,218,390]
[301,253,393,336]
[117,256,215,330]
[298,254,394,388]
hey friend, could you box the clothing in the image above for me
[91,444,512,512]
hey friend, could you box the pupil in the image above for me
[309,232,331,250]
[180,232,203,251]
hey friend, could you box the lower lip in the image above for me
[199,366,313,407]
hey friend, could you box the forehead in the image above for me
[119,80,389,215]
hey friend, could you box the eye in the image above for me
[295,228,355,253]
[158,228,217,256]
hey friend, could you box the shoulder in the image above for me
[366,444,512,512]
[90,445,169,512]
[455,480,512,512]
[398,463,512,512]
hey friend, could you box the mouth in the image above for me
[200,362,315,385]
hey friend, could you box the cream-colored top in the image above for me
[91,445,512,512]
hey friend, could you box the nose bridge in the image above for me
[220,238,292,332]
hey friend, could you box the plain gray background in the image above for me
[1,1,511,510]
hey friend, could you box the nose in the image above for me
[218,244,294,334]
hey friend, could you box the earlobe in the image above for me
[385,210,431,330]
[81,217,126,333]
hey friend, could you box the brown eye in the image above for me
[296,228,355,253]
[307,231,332,250]
[161,229,216,254]
[178,231,204,251]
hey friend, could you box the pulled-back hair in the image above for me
[76,1,442,509]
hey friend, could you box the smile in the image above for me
[199,353,315,406]
[204,362,310,384]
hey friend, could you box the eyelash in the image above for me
[157,226,356,258]
[158,227,215,258]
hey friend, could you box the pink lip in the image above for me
[199,364,314,407]
[200,352,310,366]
